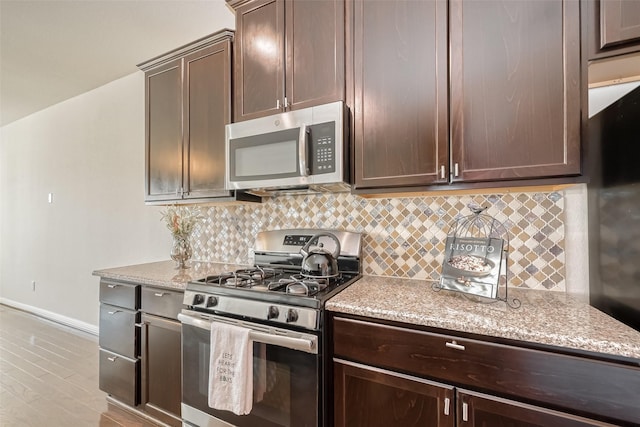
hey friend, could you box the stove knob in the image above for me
[267,306,279,320]
[286,309,299,323]
[206,296,218,307]
[192,294,205,305]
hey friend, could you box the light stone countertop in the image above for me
[92,260,249,291]
[93,262,640,361]
[326,275,640,362]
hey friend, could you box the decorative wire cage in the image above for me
[433,204,520,308]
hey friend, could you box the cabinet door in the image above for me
[334,359,455,427]
[600,0,640,49]
[285,0,344,111]
[233,0,285,122]
[141,314,182,426]
[450,0,581,182]
[145,60,183,201]
[351,0,449,190]
[183,40,232,199]
[457,390,616,427]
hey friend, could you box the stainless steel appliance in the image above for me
[179,229,362,427]
[225,102,350,196]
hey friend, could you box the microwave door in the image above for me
[227,127,304,189]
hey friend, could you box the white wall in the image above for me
[0,72,170,330]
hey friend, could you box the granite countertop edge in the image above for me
[326,275,640,362]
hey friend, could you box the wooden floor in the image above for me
[0,304,160,426]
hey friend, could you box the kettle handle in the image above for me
[300,233,341,258]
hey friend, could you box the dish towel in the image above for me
[208,322,253,415]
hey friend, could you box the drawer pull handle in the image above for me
[107,284,119,289]
[444,397,450,416]
[445,340,465,351]
[154,292,165,297]
[107,356,118,362]
[107,310,121,315]
[462,402,469,421]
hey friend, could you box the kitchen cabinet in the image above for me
[331,315,640,426]
[351,0,581,192]
[457,390,613,426]
[586,0,640,60]
[139,31,239,203]
[350,0,449,189]
[229,0,345,122]
[140,287,183,427]
[334,359,454,427]
[98,280,141,407]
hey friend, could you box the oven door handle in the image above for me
[178,313,318,354]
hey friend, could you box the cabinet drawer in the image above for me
[99,348,140,406]
[99,280,140,310]
[141,287,183,319]
[333,317,640,425]
[99,303,140,358]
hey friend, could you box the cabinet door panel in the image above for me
[146,61,183,199]
[184,41,232,198]
[458,390,616,427]
[142,314,181,424]
[352,0,448,189]
[601,0,640,49]
[286,0,344,111]
[334,359,454,427]
[450,0,580,182]
[234,0,285,121]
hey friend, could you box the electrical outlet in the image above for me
[31,280,36,291]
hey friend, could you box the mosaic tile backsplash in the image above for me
[190,191,565,291]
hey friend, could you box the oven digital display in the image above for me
[283,235,312,246]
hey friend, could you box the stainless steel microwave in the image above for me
[225,101,349,195]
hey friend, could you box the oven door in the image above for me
[179,310,320,427]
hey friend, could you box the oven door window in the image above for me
[182,323,319,427]
[229,128,302,182]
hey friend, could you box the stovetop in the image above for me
[183,229,362,330]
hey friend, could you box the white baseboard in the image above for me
[0,298,99,336]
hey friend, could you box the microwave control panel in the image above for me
[308,121,336,174]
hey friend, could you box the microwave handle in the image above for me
[299,125,310,176]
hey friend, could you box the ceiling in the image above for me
[0,0,235,127]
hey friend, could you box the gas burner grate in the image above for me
[265,276,331,296]
[200,266,282,288]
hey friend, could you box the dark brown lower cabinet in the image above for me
[331,315,640,427]
[140,287,184,427]
[141,313,182,427]
[334,359,455,427]
[457,390,614,427]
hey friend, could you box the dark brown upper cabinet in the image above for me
[350,0,449,189]
[229,0,345,122]
[586,0,640,60]
[139,31,235,203]
[351,0,581,192]
[450,0,581,183]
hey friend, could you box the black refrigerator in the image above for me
[588,85,640,332]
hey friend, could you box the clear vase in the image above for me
[170,235,192,269]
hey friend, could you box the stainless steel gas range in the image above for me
[179,229,362,427]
